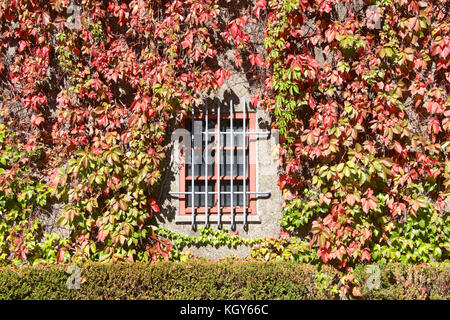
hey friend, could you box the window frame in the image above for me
[178,111,257,217]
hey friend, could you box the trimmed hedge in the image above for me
[0,261,448,300]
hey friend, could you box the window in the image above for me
[170,99,271,231]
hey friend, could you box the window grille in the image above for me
[170,98,271,231]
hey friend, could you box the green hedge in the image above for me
[0,261,448,300]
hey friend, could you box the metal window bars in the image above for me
[169,98,271,231]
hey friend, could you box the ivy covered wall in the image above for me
[0,0,448,269]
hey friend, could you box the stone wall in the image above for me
[155,68,284,259]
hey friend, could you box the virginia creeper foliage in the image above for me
[263,0,449,268]
[0,0,448,268]
[0,0,262,265]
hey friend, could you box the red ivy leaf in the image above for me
[280,229,290,239]
[360,249,371,262]
[428,118,441,135]
[323,214,333,226]
[249,53,264,67]
[251,95,261,107]
[346,194,356,207]
[352,286,363,297]
[393,141,403,154]
[149,199,160,213]
[229,23,239,39]
[18,40,28,53]
[215,69,230,87]
[30,113,45,127]
[56,248,66,263]
[424,100,444,115]
[362,190,378,213]
[97,228,109,242]
[318,0,333,13]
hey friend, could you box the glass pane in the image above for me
[220,180,247,207]
[186,181,215,207]
[220,149,246,176]
[221,119,244,146]
[186,163,215,177]
[186,119,215,177]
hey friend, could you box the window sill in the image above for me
[174,214,261,224]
